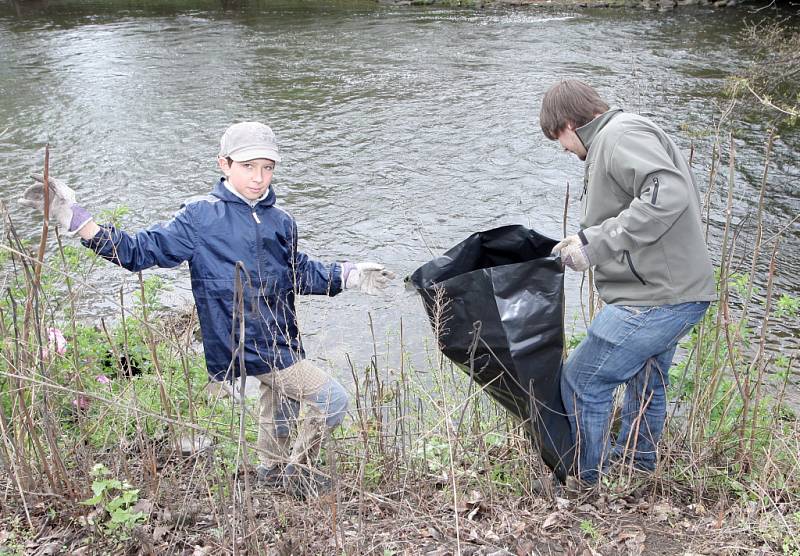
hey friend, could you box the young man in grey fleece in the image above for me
[542,80,715,486]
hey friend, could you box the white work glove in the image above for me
[20,174,93,235]
[344,262,396,295]
[551,235,591,272]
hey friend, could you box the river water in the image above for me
[0,0,797,387]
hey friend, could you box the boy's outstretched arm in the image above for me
[21,174,98,238]
[287,220,394,296]
[341,262,395,295]
[21,174,195,272]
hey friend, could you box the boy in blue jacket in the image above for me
[22,122,394,497]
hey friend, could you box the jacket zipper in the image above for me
[651,176,660,205]
[251,205,262,290]
[624,250,647,285]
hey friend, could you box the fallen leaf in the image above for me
[153,525,169,542]
[40,542,61,555]
[515,539,536,556]
[652,502,678,522]
[555,497,571,510]
[87,507,106,526]
[132,498,154,515]
[160,508,174,524]
[467,505,482,521]
[616,529,646,543]
[541,511,563,530]
[427,526,443,541]
[467,490,483,505]
[687,503,706,515]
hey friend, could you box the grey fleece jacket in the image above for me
[575,109,716,306]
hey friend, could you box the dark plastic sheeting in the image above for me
[409,225,574,480]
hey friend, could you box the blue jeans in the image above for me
[561,301,709,483]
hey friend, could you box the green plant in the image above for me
[775,293,799,318]
[412,435,451,473]
[362,459,384,488]
[728,272,750,297]
[96,205,130,228]
[580,519,600,542]
[0,517,29,556]
[567,331,586,351]
[81,463,146,535]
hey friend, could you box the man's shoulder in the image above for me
[596,113,667,158]
[606,112,663,136]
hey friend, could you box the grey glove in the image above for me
[20,174,93,235]
[551,235,591,272]
[343,262,396,295]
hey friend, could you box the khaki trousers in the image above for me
[255,360,348,469]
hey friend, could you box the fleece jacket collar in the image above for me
[576,108,624,152]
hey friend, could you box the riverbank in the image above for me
[1,449,794,555]
[0,215,797,555]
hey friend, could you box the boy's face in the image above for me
[556,126,588,161]
[218,157,276,200]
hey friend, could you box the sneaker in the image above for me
[530,474,562,497]
[564,475,595,500]
[531,474,595,500]
[255,464,285,488]
[283,464,332,500]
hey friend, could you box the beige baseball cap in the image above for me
[218,122,282,162]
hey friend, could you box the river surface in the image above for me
[0,0,797,389]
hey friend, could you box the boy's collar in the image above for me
[216,178,275,207]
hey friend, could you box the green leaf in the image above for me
[120,489,138,505]
[106,497,125,512]
[81,494,104,506]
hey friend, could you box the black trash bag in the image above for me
[409,225,574,481]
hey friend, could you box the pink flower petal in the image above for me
[47,328,67,356]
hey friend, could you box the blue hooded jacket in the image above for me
[82,179,344,380]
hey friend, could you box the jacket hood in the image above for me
[576,108,624,152]
[210,178,277,208]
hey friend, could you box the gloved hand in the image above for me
[20,174,93,235]
[344,262,396,295]
[551,235,591,272]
